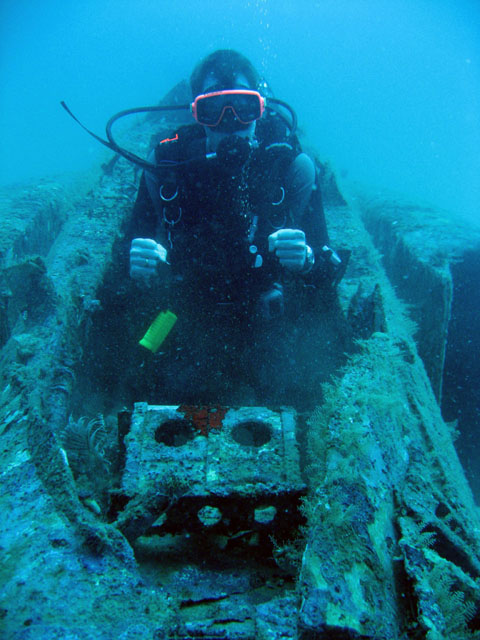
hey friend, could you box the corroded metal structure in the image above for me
[1,97,480,638]
[116,403,305,540]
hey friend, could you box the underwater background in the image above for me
[1,0,479,222]
[2,3,480,638]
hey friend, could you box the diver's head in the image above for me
[190,49,260,99]
[190,50,263,145]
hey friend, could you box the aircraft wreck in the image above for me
[1,90,480,639]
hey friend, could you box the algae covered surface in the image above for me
[1,132,480,638]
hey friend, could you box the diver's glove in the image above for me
[268,229,313,273]
[130,238,168,280]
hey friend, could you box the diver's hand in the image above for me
[268,229,308,272]
[130,238,168,280]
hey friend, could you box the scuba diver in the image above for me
[129,50,339,294]
[62,49,346,406]
[128,49,345,406]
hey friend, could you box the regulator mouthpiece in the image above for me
[216,134,251,172]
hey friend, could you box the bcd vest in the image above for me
[149,118,301,303]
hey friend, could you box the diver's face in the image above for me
[201,72,257,141]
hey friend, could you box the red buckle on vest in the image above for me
[160,133,179,144]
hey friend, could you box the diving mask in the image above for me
[191,89,265,127]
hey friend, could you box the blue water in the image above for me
[1,0,479,220]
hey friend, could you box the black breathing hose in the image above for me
[61,96,297,172]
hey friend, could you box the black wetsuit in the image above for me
[128,121,331,406]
